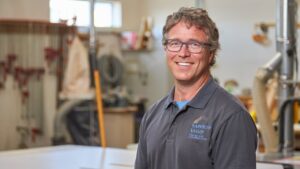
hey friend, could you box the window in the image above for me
[49,0,122,28]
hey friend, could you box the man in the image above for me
[135,7,257,169]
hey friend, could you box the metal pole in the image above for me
[89,0,107,147]
[276,0,297,157]
[89,0,97,85]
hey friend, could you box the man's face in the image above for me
[165,21,213,85]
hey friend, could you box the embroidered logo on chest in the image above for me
[188,116,211,141]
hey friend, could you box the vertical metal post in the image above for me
[89,0,97,86]
[276,0,297,157]
[89,0,107,147]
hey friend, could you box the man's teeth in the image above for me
[178,62,191,66]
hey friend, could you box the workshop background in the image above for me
[1,0,300,157]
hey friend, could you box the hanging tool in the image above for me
[89,0,107,147]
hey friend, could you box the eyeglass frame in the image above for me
[164,39,212,54]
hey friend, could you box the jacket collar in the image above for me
[163,76,218,110]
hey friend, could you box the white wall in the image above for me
[0,0,49,20]
[121,0,142,31]
[206,0,277,90]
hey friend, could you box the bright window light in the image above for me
[94,2,112,27]
[49,0,122,28]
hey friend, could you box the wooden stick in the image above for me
[94,70,106,147]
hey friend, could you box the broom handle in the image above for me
[94,71,106,147]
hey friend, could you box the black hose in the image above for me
[97,55,123,87]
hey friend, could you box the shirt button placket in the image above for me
[167,106,179,141]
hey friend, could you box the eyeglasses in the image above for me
[165,39,212,53]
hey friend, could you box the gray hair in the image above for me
[162,7,220,66]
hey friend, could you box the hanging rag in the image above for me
[60,36,93,99]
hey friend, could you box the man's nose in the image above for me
[178,44,190,57]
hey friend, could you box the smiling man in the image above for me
[135,7,257,169]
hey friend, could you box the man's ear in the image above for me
[209,51,215,65]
